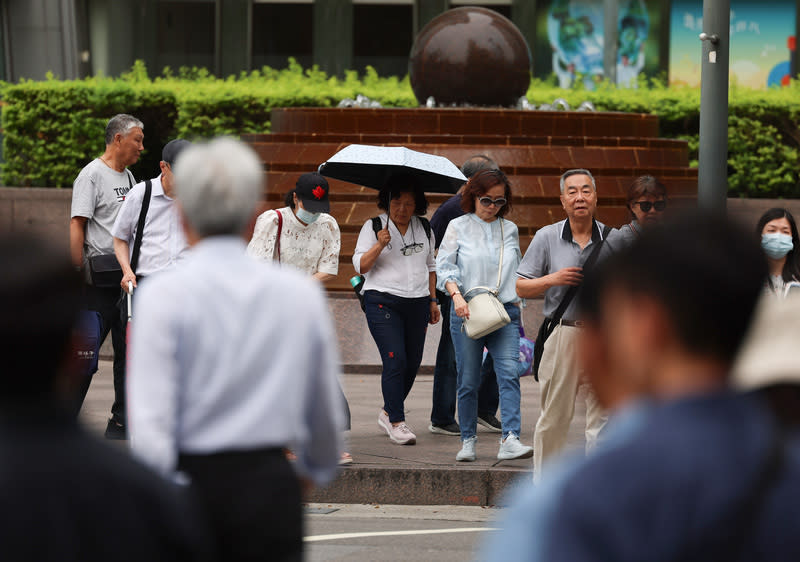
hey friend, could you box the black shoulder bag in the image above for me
[88,171,135,287]
[532,225,610,381]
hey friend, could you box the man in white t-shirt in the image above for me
[70,113,144,439]
[112,139,191,292]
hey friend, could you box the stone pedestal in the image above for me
[244,107,697,292]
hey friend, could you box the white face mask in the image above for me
[761,233,794,259]
[295,206,320,225]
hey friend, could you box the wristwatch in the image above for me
[450,290,461,298]
[430,297,439,304]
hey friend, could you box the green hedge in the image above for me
[2,60,799,197]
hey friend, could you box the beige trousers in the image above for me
[533,324,607,483]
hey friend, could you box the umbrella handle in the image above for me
[127,281,133,320]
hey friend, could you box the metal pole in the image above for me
[604,0,619,85]
[697,0,730,213]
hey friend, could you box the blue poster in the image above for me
[670,0,796,89]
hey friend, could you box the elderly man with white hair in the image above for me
[128,137,343,562]
[516,168,627,482]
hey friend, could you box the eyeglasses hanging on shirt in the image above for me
[394,218,423,257]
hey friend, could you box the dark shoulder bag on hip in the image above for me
[532,225,611,381]
[462,218,511,339]
[88,171,136,287]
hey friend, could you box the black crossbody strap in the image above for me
[549,225,611,324]
[130,179,152,274]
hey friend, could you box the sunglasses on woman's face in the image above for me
[633,200,667,213]
[478,196,507,208]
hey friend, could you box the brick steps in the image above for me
[245,107,697,293]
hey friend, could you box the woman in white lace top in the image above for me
[246,172,351,465]
[246,172,341,281]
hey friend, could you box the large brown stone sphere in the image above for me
[409,7,532,107]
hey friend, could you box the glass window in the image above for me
[353,4,413,76]
[252,3,313,70]
[158,1,215,70]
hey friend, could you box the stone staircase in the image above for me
[243,107,697,292]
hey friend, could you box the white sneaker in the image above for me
[497,433,533,461]
[456,436,478,462]
[378,410,392,437]
[388,422,417,445]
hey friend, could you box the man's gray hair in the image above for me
[559,168,596,193]
[104,114,144,145]
[461,154,498,179]
[173,137,263,238]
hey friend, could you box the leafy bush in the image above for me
[2,60,799,197]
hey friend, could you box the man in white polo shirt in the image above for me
[112,139,191,291]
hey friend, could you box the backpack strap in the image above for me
[130,179,152,274]
[371,216,383,237]
[418,216,432,241]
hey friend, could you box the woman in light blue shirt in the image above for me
[437,169,533,463]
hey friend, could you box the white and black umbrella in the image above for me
[318,144,466,194]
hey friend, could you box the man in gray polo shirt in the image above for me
[70,114,144,439]
[516,169,626,482]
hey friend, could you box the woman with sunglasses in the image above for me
[756,207,800,298]
[353,174,440,446]
[620,175,668,237]
[437,169,532,462]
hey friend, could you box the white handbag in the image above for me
[462,218,511,339]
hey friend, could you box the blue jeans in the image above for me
[450,303,521,440]
[431,290,499,426]
[365,291,429,423]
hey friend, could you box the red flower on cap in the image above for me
[312,185,325,200]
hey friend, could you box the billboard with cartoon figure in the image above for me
[670,0,796,89]
[535,0,662,89]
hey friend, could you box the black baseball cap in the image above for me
[295,172,330,213]
[162,139,192,166]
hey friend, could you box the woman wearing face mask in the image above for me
[247,172,340,281]
[247,172,352,464]
[756,208,800,298]
[619,175,667,238]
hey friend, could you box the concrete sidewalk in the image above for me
[81,361,592,506]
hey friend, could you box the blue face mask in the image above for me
[761,233,794,259]
[295,206,320,225]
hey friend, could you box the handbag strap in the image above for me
[274,209,283,263]
[130,178,152,274]
[463,218,505,298]
[549,224,611,324]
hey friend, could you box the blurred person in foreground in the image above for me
[733,292,800,431]
[755,207,800,298]
[0,233,210,561]
[618,175,667,238]
[484,212,800,561]
[429,155,503,437]
[128,138,343,562]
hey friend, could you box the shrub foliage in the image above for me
[2,60,799,197]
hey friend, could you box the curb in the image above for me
[308,465,530,507]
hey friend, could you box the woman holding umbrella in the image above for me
[353,173,441,446]
[436,169,532,462]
